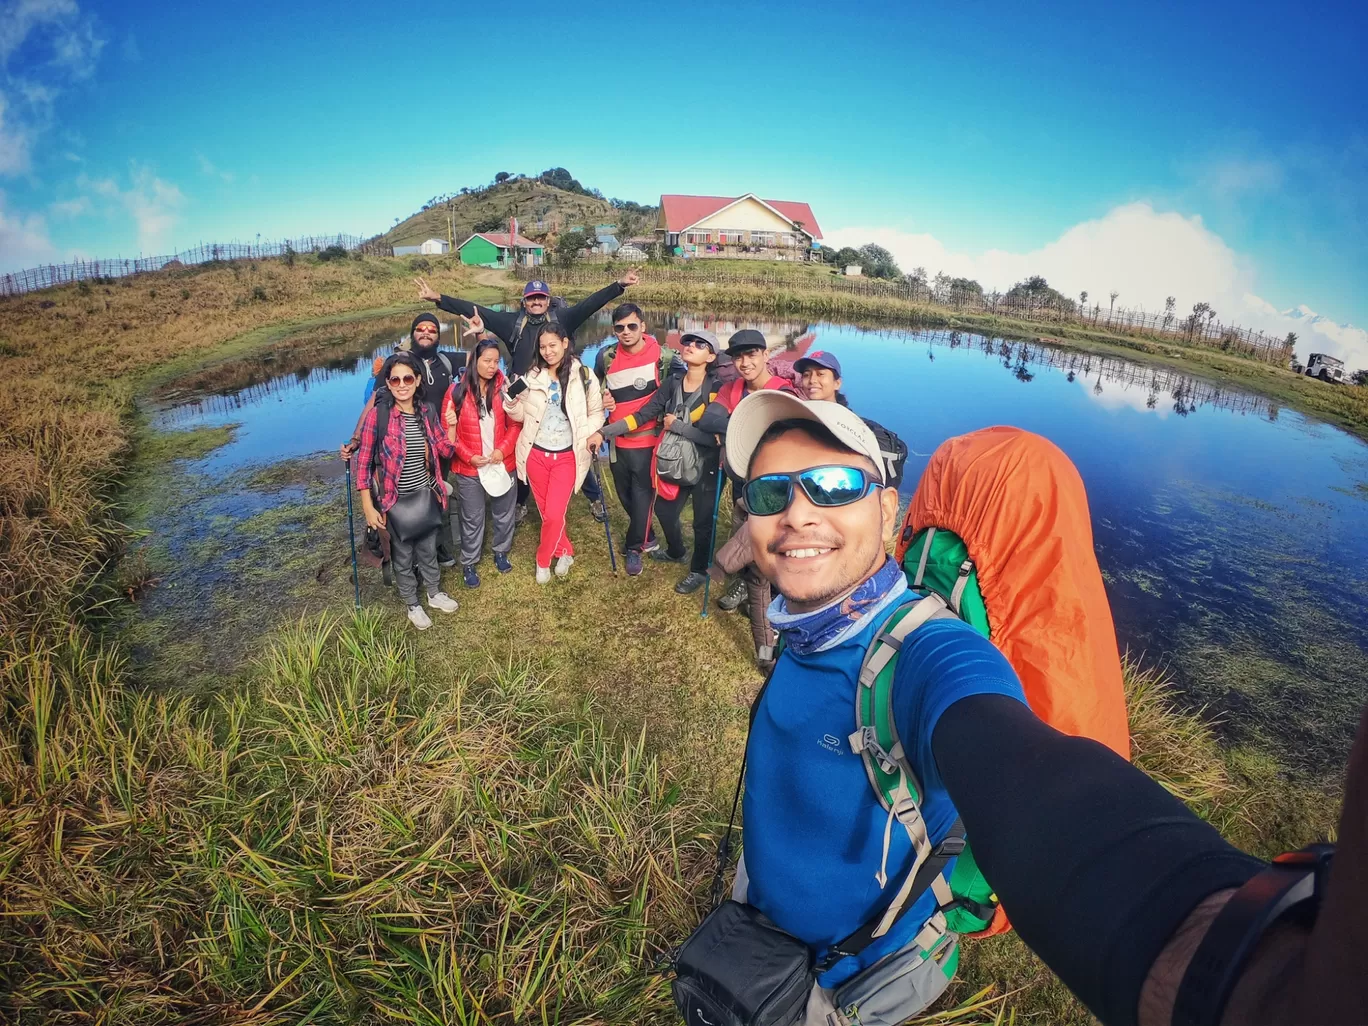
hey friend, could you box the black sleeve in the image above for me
[561,280,626,334]
[932,694,1263,1026]
[436,296,519,343]
[695,398,731,436]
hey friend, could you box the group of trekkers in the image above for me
[341,268,901,670]
[338,269,1360,1026]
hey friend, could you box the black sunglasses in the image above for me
[743,465,881,516]
[612,322,643,332]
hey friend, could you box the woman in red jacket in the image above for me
[442,327,521,588]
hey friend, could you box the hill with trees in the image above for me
[383,168,658,250]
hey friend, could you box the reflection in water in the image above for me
[146,309,1368,776]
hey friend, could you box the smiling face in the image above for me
[733,348,767,383]
[747,427,899,612]
[538,329,569,371]
[801,366,841,402]
[523,293,550,316]
[387,360,419,406]
[412,320,439,348]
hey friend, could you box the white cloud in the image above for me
[826,202,1368,371]
[0,0,102,184]
[0,189,56,272]
[49,194,87,216]
[0,0,79,64]
[196,152,235,183]
[1195,157,1284,196]
[0,92,31,173]
[76,162,186,252]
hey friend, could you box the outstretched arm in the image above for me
[414,276,519,341]
[933,693,1363,1026]
[560,267,638,335]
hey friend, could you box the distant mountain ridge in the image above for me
[383,170,657,250]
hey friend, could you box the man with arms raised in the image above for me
[702,390,1357,1026]
[415,271,640,376]
[415,269,638,520]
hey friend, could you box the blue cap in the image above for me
[793,350,842,377]
[523,280,550,297]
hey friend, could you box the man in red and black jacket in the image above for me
[594,302,683,576]
[695,329,801,669]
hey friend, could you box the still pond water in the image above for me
[152,309,1368,776]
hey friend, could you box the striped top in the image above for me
[396,412,432,492]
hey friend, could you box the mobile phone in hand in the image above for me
[506,378,529,399]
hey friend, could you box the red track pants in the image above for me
[527,446,576,568]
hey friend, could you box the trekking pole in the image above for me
[590,452,618,574]
[700,467,726,618]
[343,455,361,609]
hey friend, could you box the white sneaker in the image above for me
[535,565,552,585]
[407,605,432,630]
[427,591,459,614]
[555,555,574,578]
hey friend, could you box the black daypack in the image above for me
[864,417,908,490]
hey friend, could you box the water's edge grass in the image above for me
[0,256,1343,1023]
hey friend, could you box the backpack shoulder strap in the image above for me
[847,594,958,938]
[596,342,617,382]
[437,352,453,376]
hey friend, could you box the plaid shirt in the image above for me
[355,400,456,513]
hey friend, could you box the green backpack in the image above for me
[846,526,1001,951]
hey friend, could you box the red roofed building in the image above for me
[656,193,823,261]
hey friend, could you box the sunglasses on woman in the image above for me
[742,465,881,516]
[388,373,417,386]
[681,338,713,351]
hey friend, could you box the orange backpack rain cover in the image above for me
[895,426,1130,759]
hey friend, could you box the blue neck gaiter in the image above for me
[768,558,908,656]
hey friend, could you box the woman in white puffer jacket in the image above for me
[504,325,605,584]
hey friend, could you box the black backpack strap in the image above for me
[710,663,781,907]
[815,817,966,973]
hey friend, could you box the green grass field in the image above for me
[0,255,1346,1023]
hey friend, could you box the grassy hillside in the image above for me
[385,178,656,249]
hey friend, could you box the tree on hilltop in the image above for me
[495,171,511,184]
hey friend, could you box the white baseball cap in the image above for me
[725,392,886,484]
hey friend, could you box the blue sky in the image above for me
[3,0,1366,360]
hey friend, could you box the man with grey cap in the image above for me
[694,329,801,669]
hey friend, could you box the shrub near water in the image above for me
[0,611,715,1024]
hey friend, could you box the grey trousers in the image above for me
[389,524,441,607]
[437,460,456,562]
[454,473,516,566]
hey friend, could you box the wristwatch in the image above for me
[1172,843,1334,1026]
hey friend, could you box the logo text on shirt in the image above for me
[820,733,842,754]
